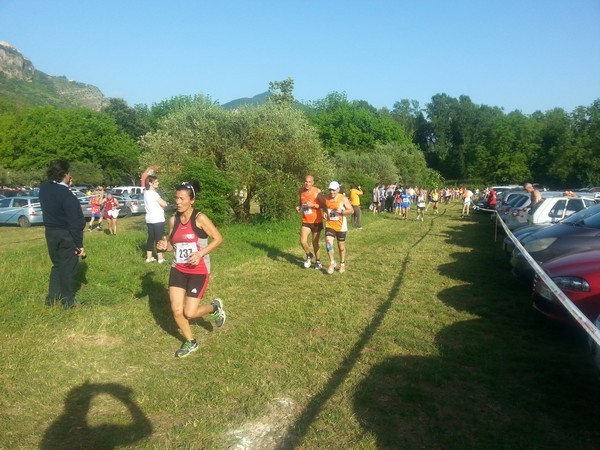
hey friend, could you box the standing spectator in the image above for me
[296,175,324,270]
[87,187,105,232]
[39,160,86,308]
[104,193,120,235]
[349,184,363,229]
[487,187,497,210]
[461,187,474,217]
[379,184,386,212]
[323,181,353,274]
[372,183,380,215]
[156,180,225,358]
[524,182,542,206]
[385,184,394,212]
[144,175,168,263]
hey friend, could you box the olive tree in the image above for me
[140,96,332,221]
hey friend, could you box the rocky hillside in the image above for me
[0,41,108,111]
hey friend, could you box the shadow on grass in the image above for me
[353,215,600,448]
[250,241,302,266]
[137,271,212,340]
[40,381,152,449]
[279,220,435,449]
[74,260,88,297]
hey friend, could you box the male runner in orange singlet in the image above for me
[296,175,324,270]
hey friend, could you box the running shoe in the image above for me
[157,259,166,264]
[315,260,323,271]
[303,257,312,269]
[339,262,346,273]
[145,257,156,263]
[175,340,198,358]
[327,261,337,274]
[211,298,226,327]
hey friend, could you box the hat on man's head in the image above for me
[328,181,340,190]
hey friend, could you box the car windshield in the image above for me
[506,194,527,206]
[562,203,600,225]
[575,210,600,228]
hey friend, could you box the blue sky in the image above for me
[1,0,598,114]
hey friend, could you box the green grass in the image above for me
[0,205,599,449]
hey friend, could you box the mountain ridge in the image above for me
[0,41,108,111]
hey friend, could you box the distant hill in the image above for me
[0,41,108,112]
[221,91,271,109]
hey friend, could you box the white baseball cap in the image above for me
[328,181,340,190]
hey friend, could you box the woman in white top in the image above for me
[143,175,168,263]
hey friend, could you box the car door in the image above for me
[0,198,14,223]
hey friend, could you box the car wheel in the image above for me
[18,216,31,227]
[121,207,132,218]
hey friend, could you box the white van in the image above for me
[111,186,145,196]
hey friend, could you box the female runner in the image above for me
[156,180,226,358]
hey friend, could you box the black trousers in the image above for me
[45,228,79,308]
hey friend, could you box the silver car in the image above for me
[0,196,44,227]
[128,193,145,215]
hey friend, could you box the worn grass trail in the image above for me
[0,206,598,449]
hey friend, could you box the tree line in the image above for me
[0,77,598,222]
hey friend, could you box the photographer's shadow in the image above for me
[41,381,152,450]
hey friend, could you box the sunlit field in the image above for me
[0,203,598,449]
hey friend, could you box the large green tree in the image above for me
[102,98,150,140]
[306,92,409,152]
[0,106,140,184]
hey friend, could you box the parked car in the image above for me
[472,186,518,211]
[504,191,572,230]
[112,195,133,218]
[527,196,596,226]
[510,203,600,280]
[591,314,600,381]
[0,196,44,227]
[532,249,600,323]
[129,193,145,215]
[493,192,529,222]
[111,186,145,196]
[503,196,597,254]
[503,224,554,256]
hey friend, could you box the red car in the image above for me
[532,249,600,323]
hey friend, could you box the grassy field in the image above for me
[0,204,599,449]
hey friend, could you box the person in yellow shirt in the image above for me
[348,184,363,229]
[323,181,353,274]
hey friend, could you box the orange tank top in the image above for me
[324,193,347,232]
[300,187,323,224]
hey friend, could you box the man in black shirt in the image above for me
[39,160,86,308]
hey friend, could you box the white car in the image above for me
[503,191,564,230]
[111,186,145,196]
[526,196,596,226]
